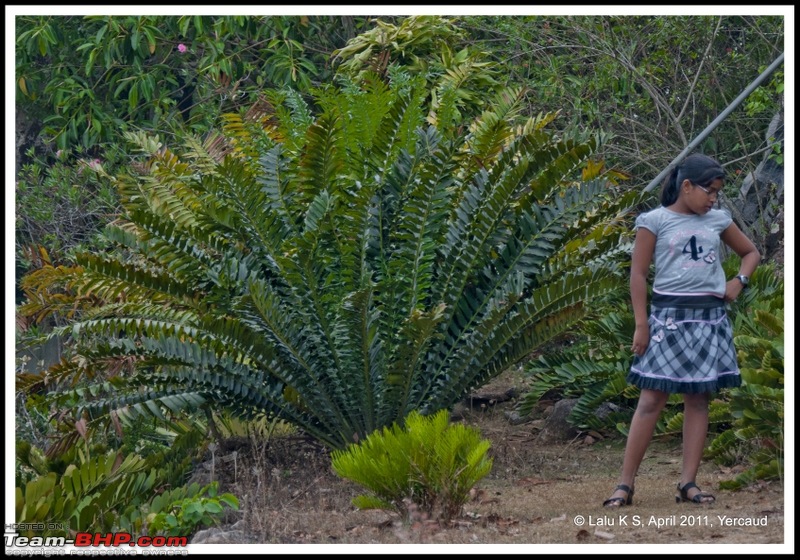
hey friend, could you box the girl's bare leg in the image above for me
[680,392,714,502]
[606,389,669,505]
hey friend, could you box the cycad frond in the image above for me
[459,86,526,173]
[26,77,637,450]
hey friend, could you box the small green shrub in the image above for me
[147,482,239,537]
[330,409,493,523]
[15,450,157,537]
[706,265,783,489]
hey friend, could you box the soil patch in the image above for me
[196,372,787,551]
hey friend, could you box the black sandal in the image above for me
[603,484,634,507]
[676,481,715,504]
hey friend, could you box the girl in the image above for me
[603,153,760,507]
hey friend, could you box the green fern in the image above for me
[16,450,153,537]
[707,264,784,489]
[19,75,640,450]
[517,305,640,428]
[16,427,208,537]
[330,409,492,522]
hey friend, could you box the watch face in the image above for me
[738,275,749,285]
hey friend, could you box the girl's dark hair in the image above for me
[661,153,725,206]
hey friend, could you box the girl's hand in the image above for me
[724,279,745,302]
[631,325,650,356]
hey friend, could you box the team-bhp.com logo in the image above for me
[6,526,188,555]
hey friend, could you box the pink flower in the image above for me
[177,43,187,53]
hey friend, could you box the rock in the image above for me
[191,520,255,544]
[191,528,248,544]
[725,108,784,266]
[503,410,531,425]
[535,399,580,443]
[594,402,619,421]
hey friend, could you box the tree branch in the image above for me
[677,16,722,122]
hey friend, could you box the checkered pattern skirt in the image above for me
[627,304,742,394]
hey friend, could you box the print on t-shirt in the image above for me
[671,228,716,270]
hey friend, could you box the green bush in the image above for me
[15,427,206,537]
[20,75,639,450]
[707,263,784,489]
[16,16,349,151]
[16,450,161,538]
[147,482,239,537]
[330,409,492,522]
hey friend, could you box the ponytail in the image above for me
[661,166,681,206]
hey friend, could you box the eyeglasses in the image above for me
[692,183,721,199]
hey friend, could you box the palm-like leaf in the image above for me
[22,78,639,449]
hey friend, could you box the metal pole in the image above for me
[643,52,785,193]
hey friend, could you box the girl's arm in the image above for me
[630,228,656,356]
[720,222,761,302]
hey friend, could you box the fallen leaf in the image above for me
[75,418,88,439]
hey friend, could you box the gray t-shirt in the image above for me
[634,206,733,298]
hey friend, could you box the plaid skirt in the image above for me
[627,303,741,394]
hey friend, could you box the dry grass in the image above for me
[201,374,787,551]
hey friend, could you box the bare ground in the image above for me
[199,372,788,551]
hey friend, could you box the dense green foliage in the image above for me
[15,428,208,538]
[16,14,783,162]
[15,14,783,277]
[332,16,502,124]
[331,409,493,521]
[18,73,642,450]
[147,482,239,537]
[15,15,368,302]
[15,15,367,150]
[710,264,784,489]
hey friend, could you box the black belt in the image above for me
[651,293,725,309]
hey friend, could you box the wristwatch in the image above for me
[735,274,749,287]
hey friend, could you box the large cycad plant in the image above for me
[30,77,642,449]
